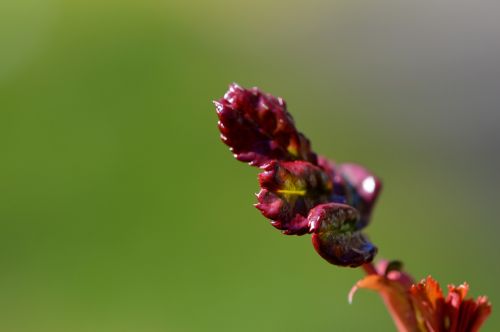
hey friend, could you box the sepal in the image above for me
[256,161,333,235]
[215,83,317,167]
[308,203,377,267]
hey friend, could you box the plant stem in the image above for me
[361,262,419,332]
[362,262,378,275]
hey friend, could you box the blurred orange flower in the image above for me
[351,261,492,332]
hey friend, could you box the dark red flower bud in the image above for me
[214,84,382,267]
[256,160,333,235]
[308,203,377,267]
[214,83,317,167]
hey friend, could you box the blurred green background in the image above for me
[1,0,499,331]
